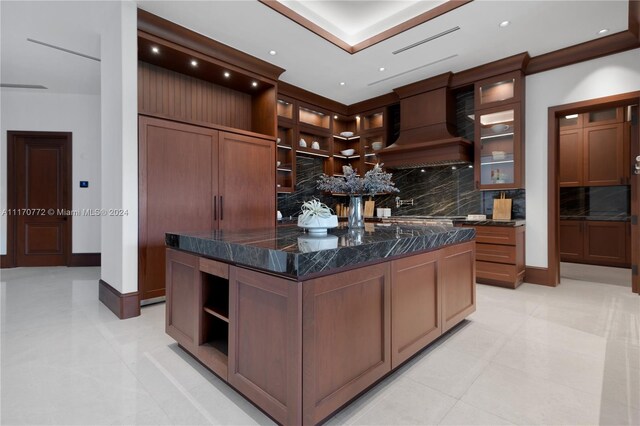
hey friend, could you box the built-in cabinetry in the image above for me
[560,220,630,267]
[166,240,475,425]
[276,94,387,191]
[474,71,525,190]
[559,107,626,187]
[464,224,525,288]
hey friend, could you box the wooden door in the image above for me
[559,129,584,186]
[218,132,275,231]
[583,123,624,186]
[9,132,71,267]
[139,117,218,302]
[559,220,584,262]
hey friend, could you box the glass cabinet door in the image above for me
[476,105,521,189]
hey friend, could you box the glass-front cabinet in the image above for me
[475,105,521,189]
[474,71,524,190]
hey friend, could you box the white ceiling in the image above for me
[0,1,630,104]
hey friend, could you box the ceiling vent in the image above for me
[0,84,47,89]
[392,26,460,55]
[368,54,457,86]
[27,38,100,62]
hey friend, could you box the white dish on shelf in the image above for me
[371,142,384,151]
[492,151,506,160]
[340,149,355,156]
[276,161,281,167]
[491,123,510,133]
[276,137,281,144]
[311,141,320,150]
[299,138,307,147]
[340,131,354,138]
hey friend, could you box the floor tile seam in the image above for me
[443,327,512,365]
[454,390,519,425]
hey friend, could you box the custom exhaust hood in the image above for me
[377,72,473,169]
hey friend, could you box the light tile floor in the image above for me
[1,263,638,425]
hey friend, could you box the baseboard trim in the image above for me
[0,255,12,268]
[99,279,141,319]
[70,253,101,267]
[525,266,558,287]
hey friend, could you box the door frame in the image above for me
[548,91,640,290]
[5,131,73,268]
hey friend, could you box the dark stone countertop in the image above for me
[560,215,630,222]
[166,223,475,280]
[453,219,526,227]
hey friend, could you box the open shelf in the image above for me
[204,306,229,323]
[362,112,384,130]
[200,271,230,363]
[277,98,294,120]
[296,147,331,158]
[299,105,330,129]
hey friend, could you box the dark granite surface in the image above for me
[560,186,630,218]
[560,215,630,222]
[454,219,526,227]
[166,224,475,279]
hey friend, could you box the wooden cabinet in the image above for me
[474,72,525,190]
[166,249,199,353]
[559,107,626,187]
[464,225,525,288]
[139,117,275,302]
[440,242,476,331]
[560,220,629,267]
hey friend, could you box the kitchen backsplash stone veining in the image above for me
[560,186,630,218]
[277,156,526,219]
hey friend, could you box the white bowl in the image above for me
[297,215,338,235]
[340,149,355,156]
[371,142,383,151]
[340,131,354,138]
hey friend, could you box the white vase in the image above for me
[297,215,338,235]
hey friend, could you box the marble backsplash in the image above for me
[277,157,526,219]
[560,186,630,217]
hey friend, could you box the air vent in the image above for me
[392,26,460,55]
[368,54,457,86]
[0,84,47,89]
[27,38,100,62]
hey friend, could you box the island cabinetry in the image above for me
[440,242,476,331]
[303,264,392,425]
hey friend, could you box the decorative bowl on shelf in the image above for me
[340,131,354,138]
[311,141,320,149]
[297,215,338,235]
[299,138,307,147]
[276,137,281,144]
[491,123,510,133]
[340,149,355,156]
[371,142,384,151]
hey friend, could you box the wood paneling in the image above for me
[139,117,218,301]
[139,62,253,131]
[440,241,475,332]
[559,129,584,186]
[391,251,440,368]
[473,226,517,245]
[165,249,199,352]
[98,279,141,320]
[583,123,624,186]
[218,132,275,230]
[584,221,628,267]
[302,263,391,425]
[476,243,516,264]
[559,221,584,262]
[229,266,301,426]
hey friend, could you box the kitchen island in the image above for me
[165,223,475,425]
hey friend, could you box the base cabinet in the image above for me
[560,220,629,267]
[166,241,475,425]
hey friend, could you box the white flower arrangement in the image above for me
[317,163,399,196]
[297,198,338,234]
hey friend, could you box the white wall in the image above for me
[100,0,138,294]
[525,48,640,268]
[0,91,101,254]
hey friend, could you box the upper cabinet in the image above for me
[474,71,525,190]
[559,107,626,187]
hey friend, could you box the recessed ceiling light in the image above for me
[420,169,426,173]
[598,28,609,35]
[451,166,458,170]
[190,60,198,67]
[333,115,338,120]
[339,82,346,86]
[251,81,258,87]
[499,20,510,28]
[468,165,473,169]
[379,67,385,72]
[151,46,159,54]
[223,71,230,78]
[269,50,277,56]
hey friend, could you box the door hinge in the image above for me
[632,215,638,226]
[633,265,638,276]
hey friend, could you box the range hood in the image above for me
[377,72,472,169]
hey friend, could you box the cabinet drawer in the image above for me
[470,226,516,245]
[476,261,520,286]
[476,243,516,264]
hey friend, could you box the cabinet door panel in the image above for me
[165,249,199,352]
[559,221,584,262]
[139,117,218,301]
[391,251,440,368]
[583,124,624,186]
[559,129,584,187]
[584,221,628,266]
[440,242,476,332]
[218,132,275,230]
